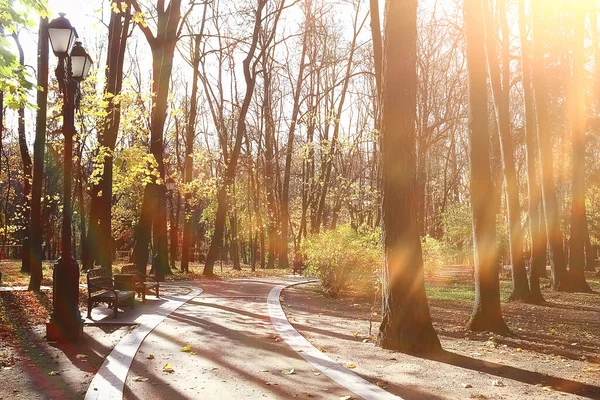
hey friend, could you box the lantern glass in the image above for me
[47,13,76,57]
[82,54,93,80]
[70,41,90,81]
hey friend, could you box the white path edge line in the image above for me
[84,285,203,400]
[268,282,401,400]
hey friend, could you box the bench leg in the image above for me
[87,300,92,320]
[113,301,118,319]
[155,286,159,299]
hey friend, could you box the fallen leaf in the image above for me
[362,339,369,343]
[353,332,360,337]
[282,368,296,375]
[163,363,174,373]
[265,382,278,386]
[48,371,60,376]
[260,369,269,372]
[180,344,192,352]
[515,348,522,352]
[492,380,505,387]
[305,393,314,397]
[462,383,472,388]
[146,354,155,360]
[339,396,354,400]
[313,372,321,376]
[317,347,326,353]
[76,354,87,359]
[346,363,356,369]
[133,376,148,382]
[189,351,196,355]
[267,334,278,340]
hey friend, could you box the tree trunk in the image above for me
[377,0,441,354]
[204,0,267,276]
[464,0,510,334]
[568,7,592,293]
[518,0,544,303]
[279,27,308,270]
[482,0,530,302]
[86,1,131,272]
[12,33,32,274]
[29,17,48,291]
[531,0,568,291]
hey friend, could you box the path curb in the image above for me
[268,281,401,400]
[84,285,202,400]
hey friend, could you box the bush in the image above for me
[421,235,446,274]
[302,225,381,298]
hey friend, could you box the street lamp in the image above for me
[45,13,93,342]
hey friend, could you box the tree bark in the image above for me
[11,33,32,274]
[85,1,131,272]
[29,17,48,291]
[279,26,308,270]
[530,0,569,291]
[568,7,592,293]
[518,0,545,303]
[464,0,509,334]
[377,0,441,354]
[204,0,267,276]
[482,0,530,302]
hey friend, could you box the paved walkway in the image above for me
[85,283,202,400]
[120,277,392,399]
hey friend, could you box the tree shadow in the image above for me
[426,350,600,399]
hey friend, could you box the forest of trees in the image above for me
[1,0,599,352]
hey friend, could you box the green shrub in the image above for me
[421,235,445,274]
[302,225,381,298]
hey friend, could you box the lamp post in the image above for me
[45,13,93,342]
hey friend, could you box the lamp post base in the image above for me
[47,256,84,342]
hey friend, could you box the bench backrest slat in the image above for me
[87,269,113,294]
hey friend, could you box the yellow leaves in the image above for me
[76,354,87,360]
[162,363,174,373]
[133,376,148,382]
[146,354,155,360]
[281,368,295,375]
[180,344,192,352]
[132,11,148,28]
[346,363,356,369]
[48,371,60,376]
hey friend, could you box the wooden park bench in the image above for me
[120,264,160,303]
[86,268,135,319]
[292,260,307,275]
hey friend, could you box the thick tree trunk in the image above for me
[568,8,592,293]
[29,17,48,291]
[377,0,441,354]
[464,0,509,334]
[131,0,181,279]
[518,0,544,303]
[86,2,131,272]
[482,0,530,302]
[531,0,568,291]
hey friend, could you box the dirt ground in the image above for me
[282,274,600,400]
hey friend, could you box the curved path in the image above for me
[118,277,398,400]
